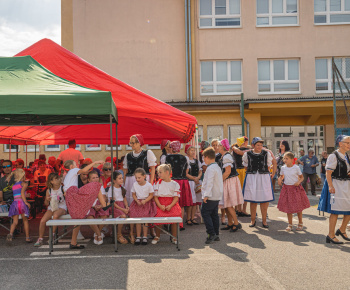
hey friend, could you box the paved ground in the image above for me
[0,193,349,290]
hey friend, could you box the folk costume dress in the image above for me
[129,181,157,218]
[186,156,202,205]
[218,152,244,208]
[107,186,127,217]
[153,179,182,226]
[242,150,274,203]
[318,150,350,215]
[8,181,30,217]
[123,149,157,205]
[277,165,310,214]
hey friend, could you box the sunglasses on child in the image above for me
[2,165,11,168]
[103,168,112,171]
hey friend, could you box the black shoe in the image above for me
[134,237,141,245]
[262,222,269,228]
[221,222,227,225]
[221,224,233,231]
[191,219,200,225]
[180,227,185,231]
[230,223,242,232]
[69,244,85,249]
[141,237,148,245]
[214,235,220,241]
[326,235,344,244]
[205,235,216,244]
[241,213,251,217]
[249,221,256,228]
[186,220,193,226]
[335,229,350,241]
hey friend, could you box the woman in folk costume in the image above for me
[218,139,244,232]
[318,135,350,244]
[160,140,172,165]
[242,137,276,228]
[165,141,193,230]
[123,134,157,205]
[231,136,251,217]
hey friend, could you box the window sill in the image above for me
[314,22,350,26]
[256,24,300,28]
[199,26,242,29]
[200,92,242,96]
[258,92,301,95]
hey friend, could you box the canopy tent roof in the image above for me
[0,56,116,126]
[2,38,197,145]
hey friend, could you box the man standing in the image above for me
[56,139,84,168]
[300,149,319,196]
[0,160,15,205]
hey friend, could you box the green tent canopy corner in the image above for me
[0,56,116,126]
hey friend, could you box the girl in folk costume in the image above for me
[129,168,157,245]
[6,169,32,243]
[152,164,182,245]
[108,171,129,244]
[273,140,291,192]
[211,138,226,225]
[231,136,251,217]
[185,145,202,225]
[318,135,350,244]
[123,134,157,205]
[218,139,244,232]
[160,140,172,165]
[165,141,193,229]
[277,152,310,232]
[242,137,276,228]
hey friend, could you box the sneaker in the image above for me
[94,232,105,239]
[171,238,178,245]
[205,234,216,244]
[77,231,85,240]
[214,235,220,241]
[34,238,43,247]
[151,236,160,245]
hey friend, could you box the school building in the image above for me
[2,0,349,162]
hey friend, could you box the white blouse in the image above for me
[153,180,180,197]
[222,153,234,169]
[185,156,202,173]
[123,150,157,169]
[107,186,124,201]
[326,150,350,172]
[280,165,302,185]
[131,181,154,199]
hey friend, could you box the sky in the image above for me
[0,0,61,56]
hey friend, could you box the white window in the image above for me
[85,144,102,151]
[105,145,122,151]
[24,145,40,152]
[315,57,350,92]
[197,125,204,143]
[315,0,350,24]
[258,59,300,94]
[147,145,161,150]
[200,60,242,95]
[199,0,241,28]
[45,145,60,152]
[207,125,223,143]
[4,145,19,153]
[256,0,298,26]
[64,145,81,151]
[228,125,243,145]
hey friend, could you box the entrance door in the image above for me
[275,138,304,157]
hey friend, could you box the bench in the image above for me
[46,217,182,254]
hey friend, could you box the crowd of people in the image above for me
[0,134,349,247]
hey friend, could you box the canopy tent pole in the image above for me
[110,115,115,219]
[34,144,37,160]
[25,142,28,167]
[9,140,11,160]
[195,124,199,160]
[115,121,118,174]
[16,145,18,160]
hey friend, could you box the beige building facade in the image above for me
[2,0,349,162]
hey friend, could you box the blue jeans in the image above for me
[201,200,219,236]
[321,173,326,185]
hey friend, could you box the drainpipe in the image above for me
[185,0,189,102]
[188,0,193,101]
[240,93,245,136]
[244,118,250,141]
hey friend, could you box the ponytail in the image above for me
[121,186,127,198]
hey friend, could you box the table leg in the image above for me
[177,222,180,251]
[49,226,53,254]
[114,224,118,252]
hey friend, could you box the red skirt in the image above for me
[174,179,193,207]
[110,201,128,217]
[66,182,101,219]
[155,196,183,227]
[129,199,157,218]
[277,184,310,214]
[87,200,110,218]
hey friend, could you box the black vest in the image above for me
[232,146,248,169]
[188,159,200,177]
[246,150,270,174]
[218,152,239,179]
[276,153,285,176]
[331,151,350,180]
[126,150,150,176]
[166,154,188,180]
[215,153,222,163]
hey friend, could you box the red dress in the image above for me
[277,184,310,214]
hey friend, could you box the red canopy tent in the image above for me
[0,39,197,145]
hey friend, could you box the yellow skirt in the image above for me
[236,168,246,190]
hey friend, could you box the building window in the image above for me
[228,125,242,145]
[105,145,122,151]
[64,145,81,151]
[24,145,40,152]
[315,0,350,24]
[207,125,223,143]
[199,0,241,28]
[147,145,161,150]
[200,60,242,95]
[197,125,204,143]
[258,59,300,94]
[4,145,19,153]
[315,57,350,92]
[85,144,102,151]
[45,145,60,152]
[256,0,298,27]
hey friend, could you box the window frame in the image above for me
[64,145,81,151]
[258,58,301,95]
[200,60,243,96]
[105,145,122,151]
[3,145,20,153]
[24,145,40,152]
[228,125,243,145]
[314,0,350,25]
[207,125,224,144]
[199,0,242,29]
[44,145,61,152]
[256,0,299,27]
[85,144,102,151]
